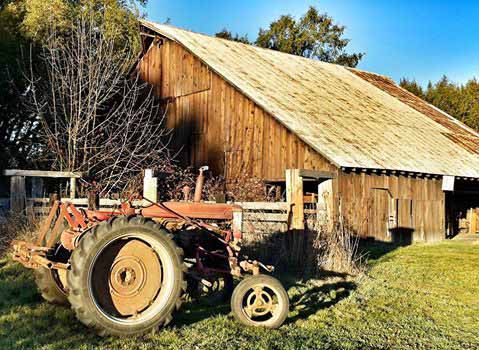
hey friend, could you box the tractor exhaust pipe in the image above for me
[193,166,208,203]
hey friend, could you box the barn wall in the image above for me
[138,37,337,179]
[337,171,445,242]
[138,37,446,243]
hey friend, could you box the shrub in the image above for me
[313,220,364,275]
[0,212,41,257]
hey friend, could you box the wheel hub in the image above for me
[110,256,146,296]
[92,239,162,317]
[244,286,276,318]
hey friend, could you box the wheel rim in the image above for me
[88,233,176,325]
[241,283,282,324]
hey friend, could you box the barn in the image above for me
[137,20,479,243]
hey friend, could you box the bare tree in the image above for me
[28,16,172,196]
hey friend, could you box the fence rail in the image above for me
[0,198,318,232]
[0,197,293,233]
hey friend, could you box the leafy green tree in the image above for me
[425,76,463,120]
[399,78,425,99]
[461,79,479,130]
[0,1,45,168]
[256,6,364,67]
[215,28,250,44]
[401,75,479,132]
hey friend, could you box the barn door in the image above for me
[413,200,445,242]
[368,189,390,241]
[394,199,414,244]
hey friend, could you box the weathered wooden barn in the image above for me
[137,20,479,243]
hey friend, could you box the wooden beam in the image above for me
[2,169,82,178]
[298,169,336,179]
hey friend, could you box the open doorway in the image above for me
[446,178,479,237]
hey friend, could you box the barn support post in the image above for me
[317,179,334,228]
[10,175,26,213]
[286,169,304,230]
[143,169,158,205]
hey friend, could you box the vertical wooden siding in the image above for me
[138,38,336,179]
[337,171,445,242]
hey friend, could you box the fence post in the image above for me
[232,207,243,238]
[286,169,304,230]
[143,169,158,205]
[10,175,26,212]
[70,177,76,199]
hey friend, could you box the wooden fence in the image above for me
[1,168,333,232]
[0,195,294,233]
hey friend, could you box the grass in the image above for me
[1,241,478,350]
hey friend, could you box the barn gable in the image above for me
[140,20,479,178]
[138,34,336,180]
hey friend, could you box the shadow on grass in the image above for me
[286,278,357,323]
[0,264,103,350]
[359,239,406,263]
[173,299,231,327]
[176,270,357,328]
[0,260,358,349]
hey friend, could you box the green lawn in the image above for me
[1,241,478,350]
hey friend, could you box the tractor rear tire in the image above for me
[67,216,186,336]
[34,268,68,305]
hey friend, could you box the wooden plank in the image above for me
[252,106,264,177]
[299,169,336,179]
[368,189,389,240]
[469,207,476,234]
[3,170,82,178]
[243,212,288,222]
[236,201,288,210]
[69,178,76,199]
[10,176,26,212]
[243,100,255,175]
[286,169,304,230]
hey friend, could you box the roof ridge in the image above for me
[141,19,366,73]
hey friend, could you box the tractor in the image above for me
[11,168,289,336]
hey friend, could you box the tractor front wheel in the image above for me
[231,275,289,328]
[67,216,186,336]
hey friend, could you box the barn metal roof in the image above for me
[141,20,479,178]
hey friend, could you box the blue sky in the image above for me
[144,0,479,86]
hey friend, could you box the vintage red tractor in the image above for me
[11,169,289,336]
